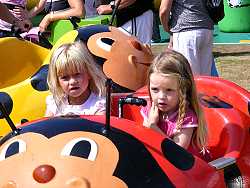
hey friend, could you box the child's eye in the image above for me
[150,87,158,92]
[166,88,177,92]
[59,75,69,80]
[74,73,82,77]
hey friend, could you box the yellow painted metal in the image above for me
[240,40,250,43]
[0,38,49,136]
[26,0,39,10]
[43,30,78,64]
[0,31,78,137]
[154,0,161,10]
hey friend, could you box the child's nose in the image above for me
[159,91,167,99]
[69,77,77,84]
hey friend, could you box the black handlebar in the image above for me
[118,97,147,118]
[69,16,81,29]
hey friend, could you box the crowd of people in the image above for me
[0,0,214,74]
[0,0,216,160]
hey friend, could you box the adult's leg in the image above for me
[120,10,153,44]
[199,29,213,75]
[173,30,201,75]
[152,10,161,42]
[173,29,213,75]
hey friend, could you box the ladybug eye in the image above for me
[61,137,97,161]
[0,139,26,161]
[97,37,114,52]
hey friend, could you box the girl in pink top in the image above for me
[141,50,209,159]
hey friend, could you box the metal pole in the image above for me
[109,0,122,26]
[0,102,18,132]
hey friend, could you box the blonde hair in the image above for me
[47,41,106,107]
[148,50,207,150]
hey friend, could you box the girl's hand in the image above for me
[39,14,51,32]
[14,19,32,32]
[96,5,112,15]
[12,6,29,19]
[167,35,173,49]
[146,102,159,128]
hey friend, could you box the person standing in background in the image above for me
[0,1,32,37]
[97,0,154,44]
[28,0,85,32]
[84,0,110,17]
[151,9,161,43]
[0,2,31,36]
[159,0,214,75]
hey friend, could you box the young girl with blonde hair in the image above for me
[141,50,208,159]
[45,40,106,117]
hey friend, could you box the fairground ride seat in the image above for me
[111,76,250,170]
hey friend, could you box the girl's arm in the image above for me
[93,98,106,115]
[44,95,56,117]
[39,0,85,31]
[97,0,136,15]
[95,110,106,115]
[142,102,166,136]
[149,123,167,136]
[143,102,159,127]
[28,0,47,18]
[159,0,173,33]
[0,3,15,22]
[44,110,55,117]
[0,3,31,30]
[167,34,173,49]
[172,128,194,149]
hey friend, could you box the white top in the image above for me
[45,92,106,116]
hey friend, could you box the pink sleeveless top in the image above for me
[141,104,198,138]
[141,104,212,162]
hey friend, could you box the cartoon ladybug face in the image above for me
[0,116,180,187]
[0,131,127,187]
[77,25,153,91]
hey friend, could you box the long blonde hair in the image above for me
[47,40,106,107]
[148,50,207,150]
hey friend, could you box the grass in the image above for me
[151,44,250,91]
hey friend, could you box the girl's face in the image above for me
[58,70,90,104]
[149,73,179,114]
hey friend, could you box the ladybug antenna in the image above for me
[102,78,112,135]
[0,101,19,134]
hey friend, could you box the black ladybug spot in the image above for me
[30,65,49,91]
[0,92,13,118]
[161,138,195,171]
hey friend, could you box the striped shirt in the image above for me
[170,0,214,32]
[0,0,26,31]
